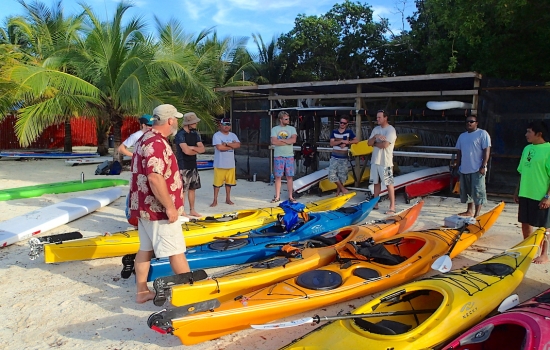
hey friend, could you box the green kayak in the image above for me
[0,179,129,201]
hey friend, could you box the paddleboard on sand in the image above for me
[368,165,450,197]
[0,151,100,159]
[66,156,131,166]
[426,101,473,110]
[0,187,123,247]
[0,179,129,201]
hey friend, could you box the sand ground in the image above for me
[0,154,548,350]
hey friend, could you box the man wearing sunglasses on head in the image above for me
[455,115,491,217]
[210,118,240,207]
[368,110,397,214]
[329,116,359,196]
[271,111,298,203]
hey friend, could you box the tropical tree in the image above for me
[249,33,287,84]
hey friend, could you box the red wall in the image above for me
[0,115,139,149]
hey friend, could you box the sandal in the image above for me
[289,198,298,204]
[271,197,281,203]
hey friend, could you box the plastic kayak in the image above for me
[0,179,128,201]
[282,225,543,350]
[442,281,550,350]
[147,202,504,345]
[167,200,424,307]
[146,198,379,280]
[349,133,421,157]
[36,193,355,263]
[319,133,421,192]
[404,173,451,203]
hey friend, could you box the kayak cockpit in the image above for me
[351,289,444,336]
[450,322,527,349]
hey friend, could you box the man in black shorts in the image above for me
[514,121,550,264]
[175,112,205,217]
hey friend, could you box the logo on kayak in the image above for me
[309,224,324,233]
[461,301,477,319]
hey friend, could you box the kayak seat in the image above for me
[310,235,337,246]
[376,320,412,334]
[296,270,343,290]
[467,262,514,277]
[252,257,290,269]
[353,267,381,280]
[336,207,358,214]
[208,239,248,251]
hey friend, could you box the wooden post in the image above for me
[354,83,363,187]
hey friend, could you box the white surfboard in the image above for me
[0,187,123,247]
[426,101,473,110]
[65,156,131,166]
[368,166,450,197]
[292,168,329,194]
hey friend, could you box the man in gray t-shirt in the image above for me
[455,115,491,217]
[210,118,240,207]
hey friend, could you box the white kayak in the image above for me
[426,101,473,110]
[368,166,450,197]
[0,188,123,247]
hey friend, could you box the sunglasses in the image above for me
[466,120,477,123]
[339,122,348,125]
[221,122,231,126]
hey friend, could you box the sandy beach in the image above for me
[0,154,548,350]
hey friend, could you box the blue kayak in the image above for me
[147,197,379,281]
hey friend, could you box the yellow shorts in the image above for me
[213,168,236,187]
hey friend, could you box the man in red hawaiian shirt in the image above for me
[128,104,189,303]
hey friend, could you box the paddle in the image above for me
[431,217,477,273]
[251,308,437,330]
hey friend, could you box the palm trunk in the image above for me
[111,112,123,163]
[95,115,110,156]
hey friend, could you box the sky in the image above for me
[0,0,416,48]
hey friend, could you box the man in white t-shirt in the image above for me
[367,110,397,214]
[210,118,241,207]
[117,115,155,157]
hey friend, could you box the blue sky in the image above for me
[0,0,416,48]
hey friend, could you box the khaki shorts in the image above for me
[138,218,186,258]
[213,168,236,187]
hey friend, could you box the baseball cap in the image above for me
[152,104,183,121]
[220,117,231,125]
[138,114,155,126]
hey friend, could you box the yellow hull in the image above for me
[284,227,544,350]
[42,193,355,263]
[320,133,421,192]
[349,133,421,157]
[166,202,504,345]
[170,200,424,306]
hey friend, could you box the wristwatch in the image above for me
[480,165,487,169]
[544,194,550,200]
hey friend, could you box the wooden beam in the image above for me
[215,72,481,92]
[267,90,479,101]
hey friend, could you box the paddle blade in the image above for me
[251,317,314,330]
[497,294,519,313]
[431,255,452,273]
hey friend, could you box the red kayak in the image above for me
[404,173,451,203]
[443,288,550,350]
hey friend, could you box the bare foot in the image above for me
[136,290,155,303]
[189,211,202,217]
[226,200,234,205]
[209,202,217,207]
[458,212,474,217]
[533,255,549,264]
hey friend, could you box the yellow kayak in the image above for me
[168,200,424,307]
[320,133,421,192]
[38,193,355,263]
[349,133,421,157]
[147,202,504,345]
[282,227,544,350]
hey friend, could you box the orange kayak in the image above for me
[148,202,505,345]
